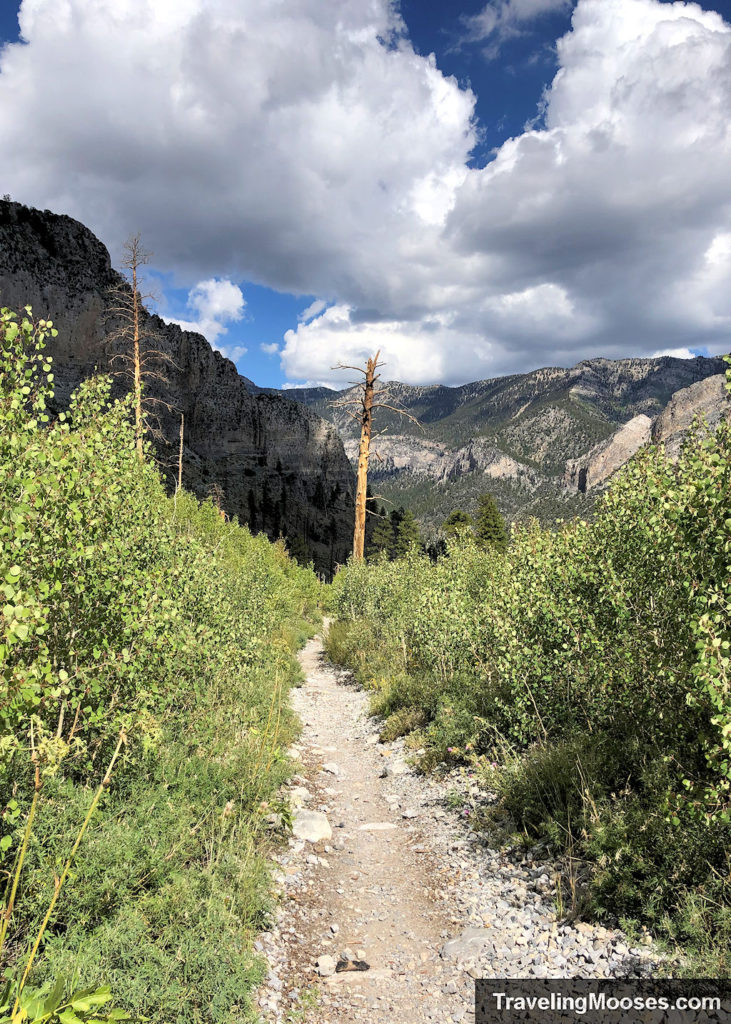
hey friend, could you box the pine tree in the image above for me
[393,508,421,559]
[261,480,272,530]
[331,352,419,560]
[287,535,310,566]
[247,488,258,532]
[368,514,394,559]
[474,493,508,552]
[313,478,326,510]
[105,234,174,461]
[443,509,473,538]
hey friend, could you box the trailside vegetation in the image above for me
[327,367,731,973]
[0,308,321,1022]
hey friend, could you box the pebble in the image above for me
[316,954,337,977]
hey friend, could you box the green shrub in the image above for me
[327,364,731,970]
[0,307,321,1021]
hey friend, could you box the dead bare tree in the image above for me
[105,234,176,461]
[177,414,184,492]
[332,350,420,561]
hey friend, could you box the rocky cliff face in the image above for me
[563,415,653,492]
[651,374,729,458]
[0,200,354,576]
[564,374,730,492]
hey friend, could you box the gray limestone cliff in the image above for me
[563,415,653,492]
[0,200,354,576]
[289,353,727,529]
[651,374,729,458]
[564,374,729,492]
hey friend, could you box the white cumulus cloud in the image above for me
[652,347,696,360]
[0,0,475,301]
[1,0,730,387]
[298,299,327,323]
[165,278,246,354]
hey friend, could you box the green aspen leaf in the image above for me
[58,1011,84,1024]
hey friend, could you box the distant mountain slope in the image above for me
[286,355,727,531]
[0,200,354,576]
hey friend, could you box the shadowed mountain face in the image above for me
[285,356,728,531]
[0,201,354,577]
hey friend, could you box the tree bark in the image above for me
[177,413,184,491]
[352,352,378,560]
[131,259,143,461]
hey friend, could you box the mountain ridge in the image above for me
[285,354,728,530]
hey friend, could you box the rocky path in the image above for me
[255,629,658,1024]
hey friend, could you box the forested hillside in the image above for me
[327,364,731,972]
[0,308,320,1022]
[288,356,727,531]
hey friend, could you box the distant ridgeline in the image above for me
[0,200,354,577]
[287,354,728,532]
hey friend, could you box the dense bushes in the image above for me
[0,308,321,1021]
[328,370,731,972]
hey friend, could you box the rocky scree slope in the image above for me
[287,356,727,530]
[0,200,354,576]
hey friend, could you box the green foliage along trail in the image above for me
[0,308,321,1022]
[327,367,731,974]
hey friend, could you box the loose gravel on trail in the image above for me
[255,629,659,1024]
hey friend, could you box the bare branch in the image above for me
[334,408,363,426]
[331,396,364,408]
[372,402,422,428]
[331,363,369,375]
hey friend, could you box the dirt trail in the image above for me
[255,629,657,1024]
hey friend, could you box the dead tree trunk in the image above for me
[131,254,144,461]
[177,413,184,491]
[353,353,378,560]
[332,352,420,562]
[105,233,177,467]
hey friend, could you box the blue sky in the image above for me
[1,0,730,387]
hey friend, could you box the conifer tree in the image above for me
[368,513,394,559]
[106,234,175,461]
[331,352,419,560]
[287,535,310,566]
[443,509,473,538]
[247,488,258,532]
[474,493,508,552]
[393,508,421,559]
